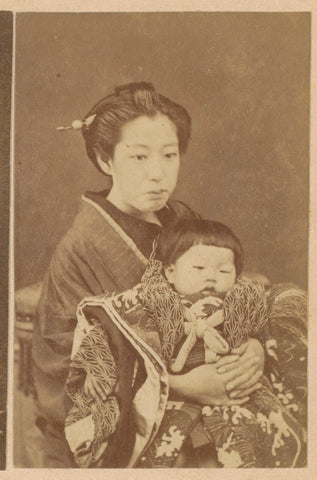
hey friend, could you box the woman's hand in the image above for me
[169,363,250,407]
[216,338,264,399]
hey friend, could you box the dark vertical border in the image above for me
[0,10,13,470]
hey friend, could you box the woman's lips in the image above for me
[146,189,167,198]
[147,189,167,194]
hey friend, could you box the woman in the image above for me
[32,82,276,467]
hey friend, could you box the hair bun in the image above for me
[115,81,155,96]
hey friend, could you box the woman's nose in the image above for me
[146,157,163,181]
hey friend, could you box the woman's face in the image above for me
[103,113,180,217]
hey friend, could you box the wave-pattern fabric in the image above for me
[267,284,307,430]
[201,377,306,468]
[141,259,185,365]
[65,320,120,467]
[223,278,268,349]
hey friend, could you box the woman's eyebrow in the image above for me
[126,143,149,149]
[126,143,178,148]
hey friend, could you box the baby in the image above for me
[141,217,268,376]
[161,217,244,371]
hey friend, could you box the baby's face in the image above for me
[165,244,236,298]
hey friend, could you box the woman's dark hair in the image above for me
[157,218,244,276]
[81,82,192,174]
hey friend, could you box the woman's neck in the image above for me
[106,190,162,226]
[140,211,162,226]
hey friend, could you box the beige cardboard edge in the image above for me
[2,1,317,479]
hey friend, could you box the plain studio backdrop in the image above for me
[14,12,310,290]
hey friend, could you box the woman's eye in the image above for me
[132,155,147,160]
[220,270,230,274]
[165,152,177,159]
[193,266,204,270]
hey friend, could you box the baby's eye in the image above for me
[193,266,205,270]
[219,270,231,274]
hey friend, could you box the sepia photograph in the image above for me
[2,5,312,474]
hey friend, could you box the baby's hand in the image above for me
[84,373,107,401]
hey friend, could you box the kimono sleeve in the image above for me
[32,235,119,426]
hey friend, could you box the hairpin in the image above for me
[57,114,96,131]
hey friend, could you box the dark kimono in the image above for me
[31,192,195,467]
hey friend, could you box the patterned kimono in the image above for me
[65,261,307,468]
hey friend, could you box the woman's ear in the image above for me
[95,152,113,176]
[164,265,176,285]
